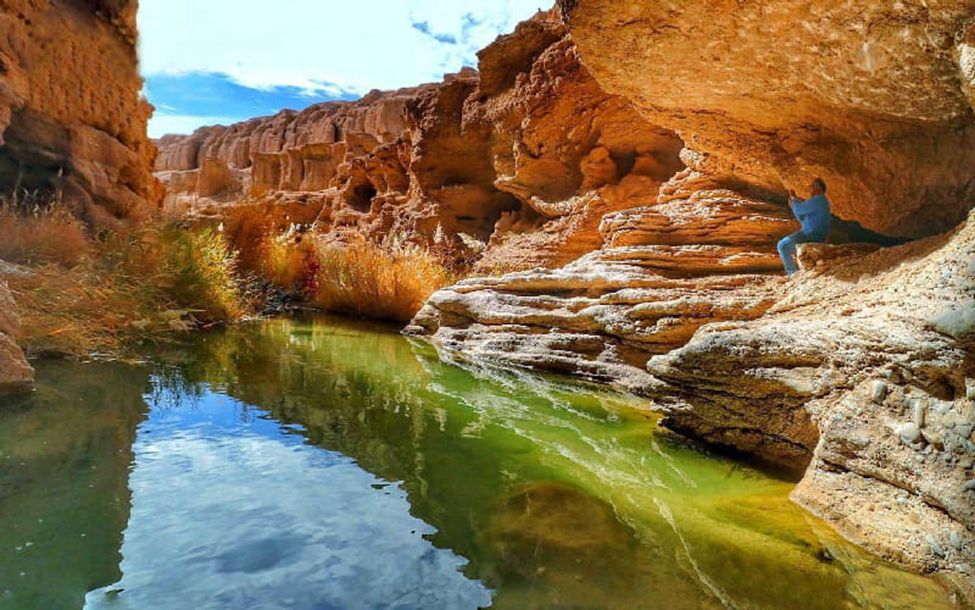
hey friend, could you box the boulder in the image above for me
[0,279,32,395]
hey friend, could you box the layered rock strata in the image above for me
[153,11,685,272]
[408,166,797,385]
[556,0,975,240]
[411,0,975,595]
[654,215,975,590]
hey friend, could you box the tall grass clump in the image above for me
[1,204,247,358]
[311,237,458,323]
[0,202,90,266]
[156,228,245,322]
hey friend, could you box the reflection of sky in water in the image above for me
[85,387,491,610]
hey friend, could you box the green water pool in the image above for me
[0,316,960,609]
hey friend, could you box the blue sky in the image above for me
[139,1,546,137]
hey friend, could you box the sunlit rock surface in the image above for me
[0,0,159,226]
[411,0,975,596]
[558,0,975,239]
[153,11,684,272]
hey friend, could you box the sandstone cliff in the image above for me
[0,0,159,393]
[0,0,159,225]
[407,0,975,596]
[154,11,685,273]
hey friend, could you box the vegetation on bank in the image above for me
[263,233,458,323]
[221,205,464,323]
[0,201,467,358]
[0,203,246,358]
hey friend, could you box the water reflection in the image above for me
[0,363,147,610]
[0,316,962,610]
[85,389,489,610]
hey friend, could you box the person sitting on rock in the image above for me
[777,178,831,276]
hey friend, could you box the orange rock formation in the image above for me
[0,0,159,226]
[153,11,684,273]
[408,1,975,596]
[0,0,160,393]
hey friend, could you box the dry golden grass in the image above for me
[221,202,278,272]
[0,203,90,266]
[7,264,146,357]
[2,209,247,358]
[311,238,458,323]
[224,214,466,323]
[154,227,246,322]
[259,230,319,292]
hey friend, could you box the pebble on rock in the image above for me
[897,422,921,445]
[912,399,926,429]
[871,380,888,403]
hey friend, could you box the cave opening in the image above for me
[609,149,637,179]
[0,147,65,208]
[347,181,377,213]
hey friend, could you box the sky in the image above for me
[139,1,547,138]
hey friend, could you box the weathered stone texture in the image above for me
[558,0,975,239]
[410,1,975,596]
[153,11,685,272]
[0,0,159,226]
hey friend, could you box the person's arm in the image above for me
[788,190,804,217]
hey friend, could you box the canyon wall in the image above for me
[154,11,685,273]
[155,2,975,595]
[0,0,159,225]
[409,0,975,597]
[0,0,159,393]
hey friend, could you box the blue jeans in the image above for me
[777,231,826,276]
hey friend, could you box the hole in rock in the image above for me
[610,149,636,179]
[347,182,377,213]
[0,147,64,206]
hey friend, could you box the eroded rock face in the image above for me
[558,0,975,239]
[153,11,685,272]
[408,167,796,386]
[0,0,159,393]
[410,0,975,595]
[0,0,159,226]
[653,214,975,591]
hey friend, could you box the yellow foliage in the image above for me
[2,211,247,358]
[311,238,458,323]
[244,228,458,323]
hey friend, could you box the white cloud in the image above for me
[138,0,549,93]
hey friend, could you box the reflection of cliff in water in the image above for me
[0,362,149,610]
[155,316,955,610]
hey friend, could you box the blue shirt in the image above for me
[789,194,831,237]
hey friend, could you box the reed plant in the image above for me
[1,203,247,358]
